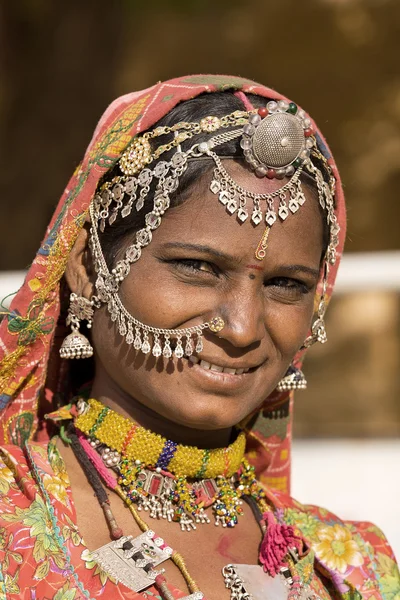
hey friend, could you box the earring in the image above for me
[277,365,307,391]
[59,293,94,359]
[302,316,327,348]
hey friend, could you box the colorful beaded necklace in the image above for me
[74,398,267,530]
[52,399,310,599]
[74,432,306,600]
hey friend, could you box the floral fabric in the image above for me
[0,441,398,600]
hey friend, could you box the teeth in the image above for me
[194,359,251,375]
[199,360,211,370]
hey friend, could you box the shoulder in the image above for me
[0,440,56,498]
[277,491,399,599]
[0,441,154,599]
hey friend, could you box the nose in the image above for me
[217,287,266,349]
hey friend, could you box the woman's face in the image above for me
[90,162,324,432]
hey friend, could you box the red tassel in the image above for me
[259,512,302,576]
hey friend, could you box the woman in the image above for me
[0,75,398,600]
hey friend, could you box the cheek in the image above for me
[91,308,118,354]
[119,268,217,328]
[265,298,315,355]
[120,277,185,327]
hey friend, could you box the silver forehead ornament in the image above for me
[243,109,311,176]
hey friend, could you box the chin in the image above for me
[163,395,253,432]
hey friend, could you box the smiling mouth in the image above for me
[188,355,252,375]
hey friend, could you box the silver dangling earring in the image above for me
[59,293,94,359]
[302,316,327,348]
[303,290,328,348]
[277,365,307,391]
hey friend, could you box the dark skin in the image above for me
[62,162,324,600]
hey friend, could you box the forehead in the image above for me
[152,161,324,267]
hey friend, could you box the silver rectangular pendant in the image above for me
[92,530,172,592]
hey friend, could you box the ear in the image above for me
[64,223,94,300]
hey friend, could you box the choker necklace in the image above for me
[74,398,267,531]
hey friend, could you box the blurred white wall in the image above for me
[292,439,400,561]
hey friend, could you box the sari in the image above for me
[0,75,398,599]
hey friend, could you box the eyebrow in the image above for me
[282,264,320,279]
[161,242,239,263]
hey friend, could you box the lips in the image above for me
[188,356,251,375]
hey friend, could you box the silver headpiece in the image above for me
[86,101,339,358]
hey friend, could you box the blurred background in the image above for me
[0,0,399,556]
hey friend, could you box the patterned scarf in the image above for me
[0,74,346,496]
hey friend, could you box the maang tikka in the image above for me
[81,97,339,359]
[59,293,94,359]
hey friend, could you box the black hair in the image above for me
[98,91,330,268]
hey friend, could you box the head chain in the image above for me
[89,103,339,355]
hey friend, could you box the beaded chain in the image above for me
[71,429,202,596]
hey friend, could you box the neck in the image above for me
[89,373,233,449]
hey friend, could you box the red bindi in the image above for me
[246,264,263,271]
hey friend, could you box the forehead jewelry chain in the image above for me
[74,99,340,361]
[87,152,226,360]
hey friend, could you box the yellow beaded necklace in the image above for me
[75,398,246,478]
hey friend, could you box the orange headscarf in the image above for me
[0,75,346,495]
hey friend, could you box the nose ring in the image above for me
[208,316,225,333]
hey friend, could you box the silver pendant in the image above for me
[210,179,221,194]
[222,563,315,600]
[222,564,291,600]
[92,530,172,592]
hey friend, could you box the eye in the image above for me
[266,277,311,297]
[171,259,218,276]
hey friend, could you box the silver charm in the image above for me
[92,531,172,592]
[241,104,312,177]
[208,152,305,230]
[222,564,291,600]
